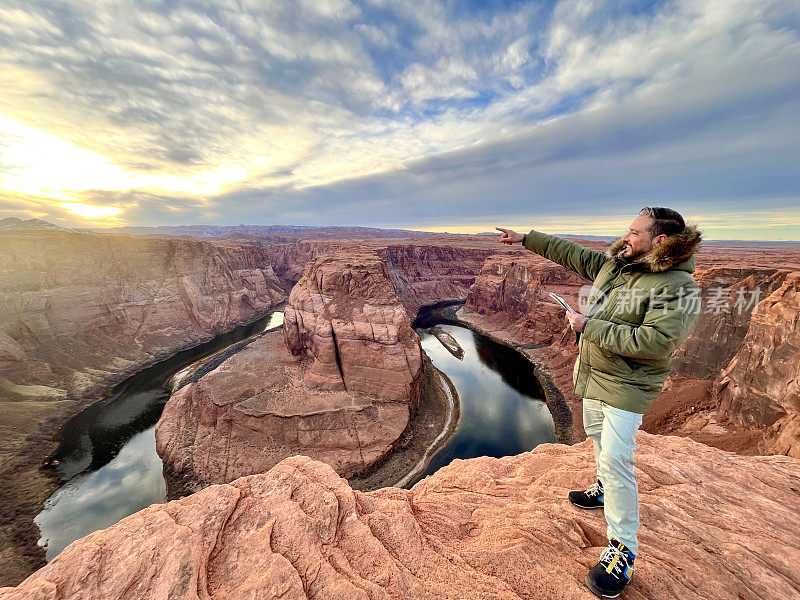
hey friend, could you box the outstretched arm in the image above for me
[498,228,606,281]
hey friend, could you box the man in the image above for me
[497,207,701,598]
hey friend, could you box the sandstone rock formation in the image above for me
[463,249,592,347]
[1,230,502,585]
[0,230,288,585]
[381,243,494,318]
[4,433,799,599]
[717,271,800,455]
[670,267,788,379]
[283,250,423,401]
[254,238,496,318]
[155,331,414,486]
[157,249,425,487]
[0,231,287,402]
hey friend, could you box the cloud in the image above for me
[0,0,797,238]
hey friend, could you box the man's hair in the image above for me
[640,206,685,237]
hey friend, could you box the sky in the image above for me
[1,0,799,240]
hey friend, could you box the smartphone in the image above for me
[548,292,575,314]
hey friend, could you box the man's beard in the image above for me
[623,244,649,260]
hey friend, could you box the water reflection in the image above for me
[407,324,556,487]
[263,311,284,331]
[35,427,166,560]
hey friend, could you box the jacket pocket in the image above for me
[587,341,634,378]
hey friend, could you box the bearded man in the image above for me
[497,207,702,598]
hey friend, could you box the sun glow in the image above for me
[60,203,123,219]
[0,115,248,201]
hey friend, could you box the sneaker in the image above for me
[569,479,604,509]
[585,540,635,598]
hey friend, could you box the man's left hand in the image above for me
[566,312,588,332]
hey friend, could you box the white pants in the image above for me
[582,398,643,554]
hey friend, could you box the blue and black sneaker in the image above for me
[586,540,635,598]
[569,479,604,509]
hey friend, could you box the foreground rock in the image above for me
[3,433,799,599]
[157,250,424,487]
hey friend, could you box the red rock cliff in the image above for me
[0,230,287,402]
[0,230,288,585]
[283,250,423,401]
[715,271,800,456]
[381,243,495,318]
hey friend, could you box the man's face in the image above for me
[621,215,657,259]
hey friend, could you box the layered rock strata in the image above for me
[717,271,800,456]
[671,267,788,379]
[283,250,423,401]
[381,244,494,318]
[256,238,497,318]
[157,250,424,486]
[0,231,287,402]
[1,232,500,584]
[155,331,414,486]
[3,433,799,599]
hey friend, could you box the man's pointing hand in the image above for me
[496,227,523,244]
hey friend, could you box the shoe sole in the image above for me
[585,574,621,598]
[569,500,604,510]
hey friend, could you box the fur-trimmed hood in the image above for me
[605,224,702,273]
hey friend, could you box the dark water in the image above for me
[404,321,557,487]
[35,310,285,560]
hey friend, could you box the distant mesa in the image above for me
[80,224,455,239]
[0,217,64,231]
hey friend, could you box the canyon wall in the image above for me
[0,230,287,586]
[0,231,288,402]
[380,244,495,318]
[716,271,800,457]
[670,267,788,379]
[3,433,799,599]
[0,231,499,585]
[457,244,600,442]
[251,237,498,318]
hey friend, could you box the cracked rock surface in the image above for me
[4,432,800,599]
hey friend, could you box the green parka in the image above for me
[523,227,702,414]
